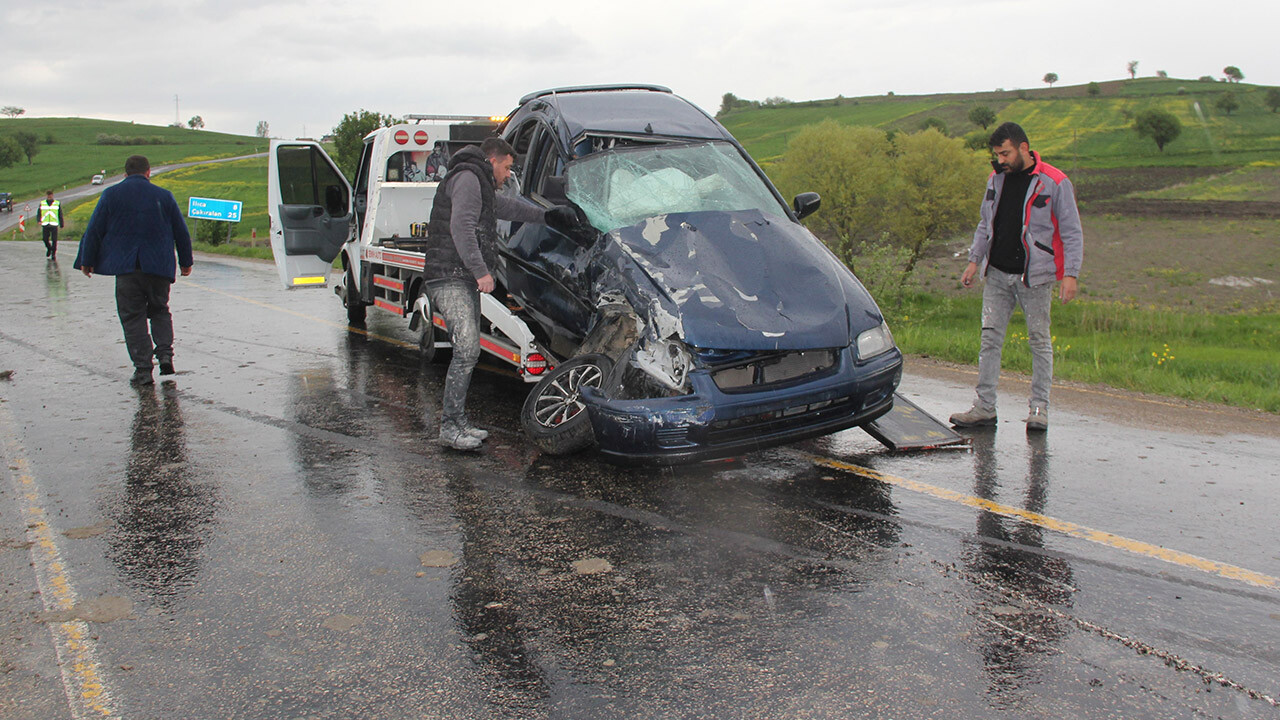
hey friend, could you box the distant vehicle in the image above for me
[0,192,12,212]
[91,174,105,185]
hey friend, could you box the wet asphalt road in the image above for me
[1,241,1278,720]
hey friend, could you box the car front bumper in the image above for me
[580,346,903,465]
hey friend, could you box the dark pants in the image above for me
[42,225,58,257]
[426,279,481,430]
[115,272,174,371]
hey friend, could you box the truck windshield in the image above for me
[565,141,788,233]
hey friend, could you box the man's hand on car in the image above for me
[477,274,495,293]
[545,205,586,235]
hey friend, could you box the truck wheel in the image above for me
[520,354,613,456]
[345,268,367,324]
[417,324,450,364]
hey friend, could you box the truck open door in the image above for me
[267,140,353,289]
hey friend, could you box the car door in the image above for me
[500,128,595,341]
[267,139,353,289]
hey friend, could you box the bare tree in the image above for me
[1127,60,1139,80]
[256,120,270,138]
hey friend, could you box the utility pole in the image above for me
[174,95,180,126]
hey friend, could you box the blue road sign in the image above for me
[188,196,243,222]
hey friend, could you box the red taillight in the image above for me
[414,130,429,145]
[525,354,549,375]
[393,130,409,145]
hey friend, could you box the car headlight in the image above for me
[855,321,895,360]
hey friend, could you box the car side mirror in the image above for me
[793,192,821,220]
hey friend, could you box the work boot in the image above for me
[159,362,176,376]
[462,425,490,441]
[949,404,996,428]
[1026,406,1049,432]
[439,424,482,451]
[130,369,154,386]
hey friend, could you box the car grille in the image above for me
[706,397,857,445]
[710,349,838,392]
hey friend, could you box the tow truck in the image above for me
[268,115,558,382]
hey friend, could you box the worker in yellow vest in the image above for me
[40,190,64,260]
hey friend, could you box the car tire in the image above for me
[344,267,367,324]
[520,353,613,456]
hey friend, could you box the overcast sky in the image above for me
[4,0,1276,139]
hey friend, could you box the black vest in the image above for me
[424,147,499,281]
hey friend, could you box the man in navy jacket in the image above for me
[74,155,194,386]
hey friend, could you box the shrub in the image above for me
[964,130,990,151]
[920,117,947,135]
[1087,82,1101,97]
[195,219,231,246]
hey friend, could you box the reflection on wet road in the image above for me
[1,242,1278,719]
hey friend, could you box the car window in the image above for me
[565,141,788,232]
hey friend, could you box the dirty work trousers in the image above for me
[975,268,1054,412]
[42,225,58,258]
[426,278,481,431]
[115,272,174,371]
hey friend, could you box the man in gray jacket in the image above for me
[950,122,1083,432]
[423,137,581,450]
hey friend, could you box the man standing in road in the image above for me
[39,190,63,259]
[423,137,581,450]
[950,122,1083,432]
[74,155,193,387]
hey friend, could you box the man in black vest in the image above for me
[425,137,581,450]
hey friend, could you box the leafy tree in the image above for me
[1265,88,1280,113]
[964,130,990,151]
[1198,75,1215,82]
[0,136,22,168]
[1215,91,1240,115]
[332,109,395,180]
[14,131,39,164]
[0,106,24,118]
[968,105,996,129]
[1087,81,1101,97]
[889,129,988,275]
[920,117,947,134]
[188,115,204,130]
[1043,72,1059,87]
[1127,60,1139,79]
[1132,109,1182,152]
[718,92,739,116]
[1156,70,1168,78]
[1223,66,1244,83]
[255,120,270,138]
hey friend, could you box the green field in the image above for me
[722,78,1280,168]
[0,117,267,201]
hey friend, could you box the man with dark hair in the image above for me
[74,155,193,386]
[950,122,1083,431]
[39,190,63,259]
[424,137,583,450]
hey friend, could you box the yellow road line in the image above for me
[0,400,121,719]
[813,455,1280,591]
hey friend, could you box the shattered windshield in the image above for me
[565,141,788,232]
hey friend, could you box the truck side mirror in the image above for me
[793,192,821,220]
[324,185,345,216]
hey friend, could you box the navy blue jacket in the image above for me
[74,175,193,281]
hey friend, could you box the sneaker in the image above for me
[130,369,154,386]
[1026,406,1049,432]
[462,425,490,441]
[439,425,482,451]
[159,362,176,376]
[949,405,997,427]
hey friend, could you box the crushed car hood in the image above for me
[600,209,871,351]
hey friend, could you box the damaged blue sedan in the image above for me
[498,85,902,464]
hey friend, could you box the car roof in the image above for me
[512,88,731,144]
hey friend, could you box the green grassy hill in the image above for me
[0,117,266,201]
[721,78,1280,169]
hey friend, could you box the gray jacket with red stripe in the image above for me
[968,151,1083,287]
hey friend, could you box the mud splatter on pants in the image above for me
[426,279,481,431]
[975,268,1054,412]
